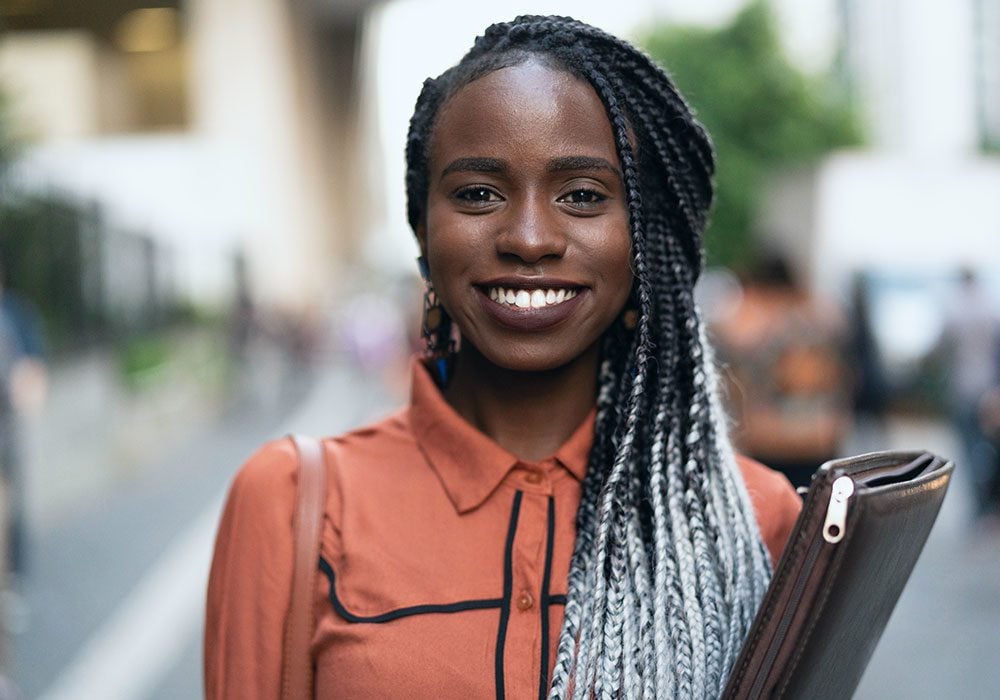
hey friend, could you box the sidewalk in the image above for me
[20,328,229,534]
[851,415,1000,698]
[12,344,404,700]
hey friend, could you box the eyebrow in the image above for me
[548,155,621,177]
[441,157,506,177]
[440,155,621,178]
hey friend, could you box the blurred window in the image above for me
[975,0,1000,151]
[864,269,1000,404]
[0,2,188,136]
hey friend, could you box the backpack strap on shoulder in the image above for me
[282,434,329,700]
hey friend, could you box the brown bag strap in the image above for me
[282,434,329,700]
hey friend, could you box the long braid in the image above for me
[575,53,656,699]
[404,16,772,699]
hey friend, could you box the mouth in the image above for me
[484,285,580,310]
[474,278,587,332]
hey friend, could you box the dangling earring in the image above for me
[417,256,455,373]
[621,308,638,331]
[621,284,639,331]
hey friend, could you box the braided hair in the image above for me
[405,16,771,699]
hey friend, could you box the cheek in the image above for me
[425,193,497,256]
[611,259,635,311]
[597,219,634,304]
[423,205,460,273]
[423,210,482,300]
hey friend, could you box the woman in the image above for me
[205,15,801,699]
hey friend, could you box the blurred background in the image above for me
[0,0,998,697]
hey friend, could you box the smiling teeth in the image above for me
[488,286,578,309]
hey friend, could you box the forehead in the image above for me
[428,60,619,171]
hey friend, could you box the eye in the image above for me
[453,186,503,205]
[558,189,608,207]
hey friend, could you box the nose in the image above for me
[495,194,567,264]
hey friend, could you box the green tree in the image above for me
[639,0,862,270]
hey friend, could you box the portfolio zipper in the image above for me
[747,475,855,698]
[823,476,855,543]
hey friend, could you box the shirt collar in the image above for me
[408,358,595,514]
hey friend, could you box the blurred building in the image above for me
[751,0,1000,400]
[0,0,378,310]
[759,0,1000,297]
[4,0,997,329]
[975,0,1000,151]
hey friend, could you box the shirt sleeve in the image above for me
[735,454,803,567]
[204,439,299,699]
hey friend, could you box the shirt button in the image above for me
[516,592,534,611]
[524,471,542,485]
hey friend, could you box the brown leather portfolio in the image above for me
[723,451,953,699]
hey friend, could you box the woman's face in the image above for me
[420,59,633,373]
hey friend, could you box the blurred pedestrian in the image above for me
[228,253,256,369]
[205,16,801,698]
[0,259,46,579]
[978,386,1000,517]
[336,288,409,382]
[939,267,1000,519]
[713,252,852,489]
[848,273,890,430]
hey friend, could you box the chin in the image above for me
[465,336,595,375]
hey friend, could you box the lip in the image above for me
[475,280,588,332]
[478,276,585,290]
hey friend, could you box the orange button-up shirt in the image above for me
[205,361,802,699]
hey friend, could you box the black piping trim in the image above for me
[495,490,523,700]
[318,556,503,623]
[549,594,567,605]
[538,496,556,700]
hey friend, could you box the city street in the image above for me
[3,1,998,699]
[7,358,999,699]
[8,352,402,700]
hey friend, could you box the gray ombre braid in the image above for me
[404,15,772,699]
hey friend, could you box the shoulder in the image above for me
[324,407,419,482]
[327,407,412,454]
[233,438,299,484]
[736,454,797,504]
[224,408,416,514]
[735,454,803,565]
[221,439,301,530]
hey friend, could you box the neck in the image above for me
[443,343,599,462]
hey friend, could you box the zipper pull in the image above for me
[823,475,855,543]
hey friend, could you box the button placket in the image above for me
[503,491,548,698]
